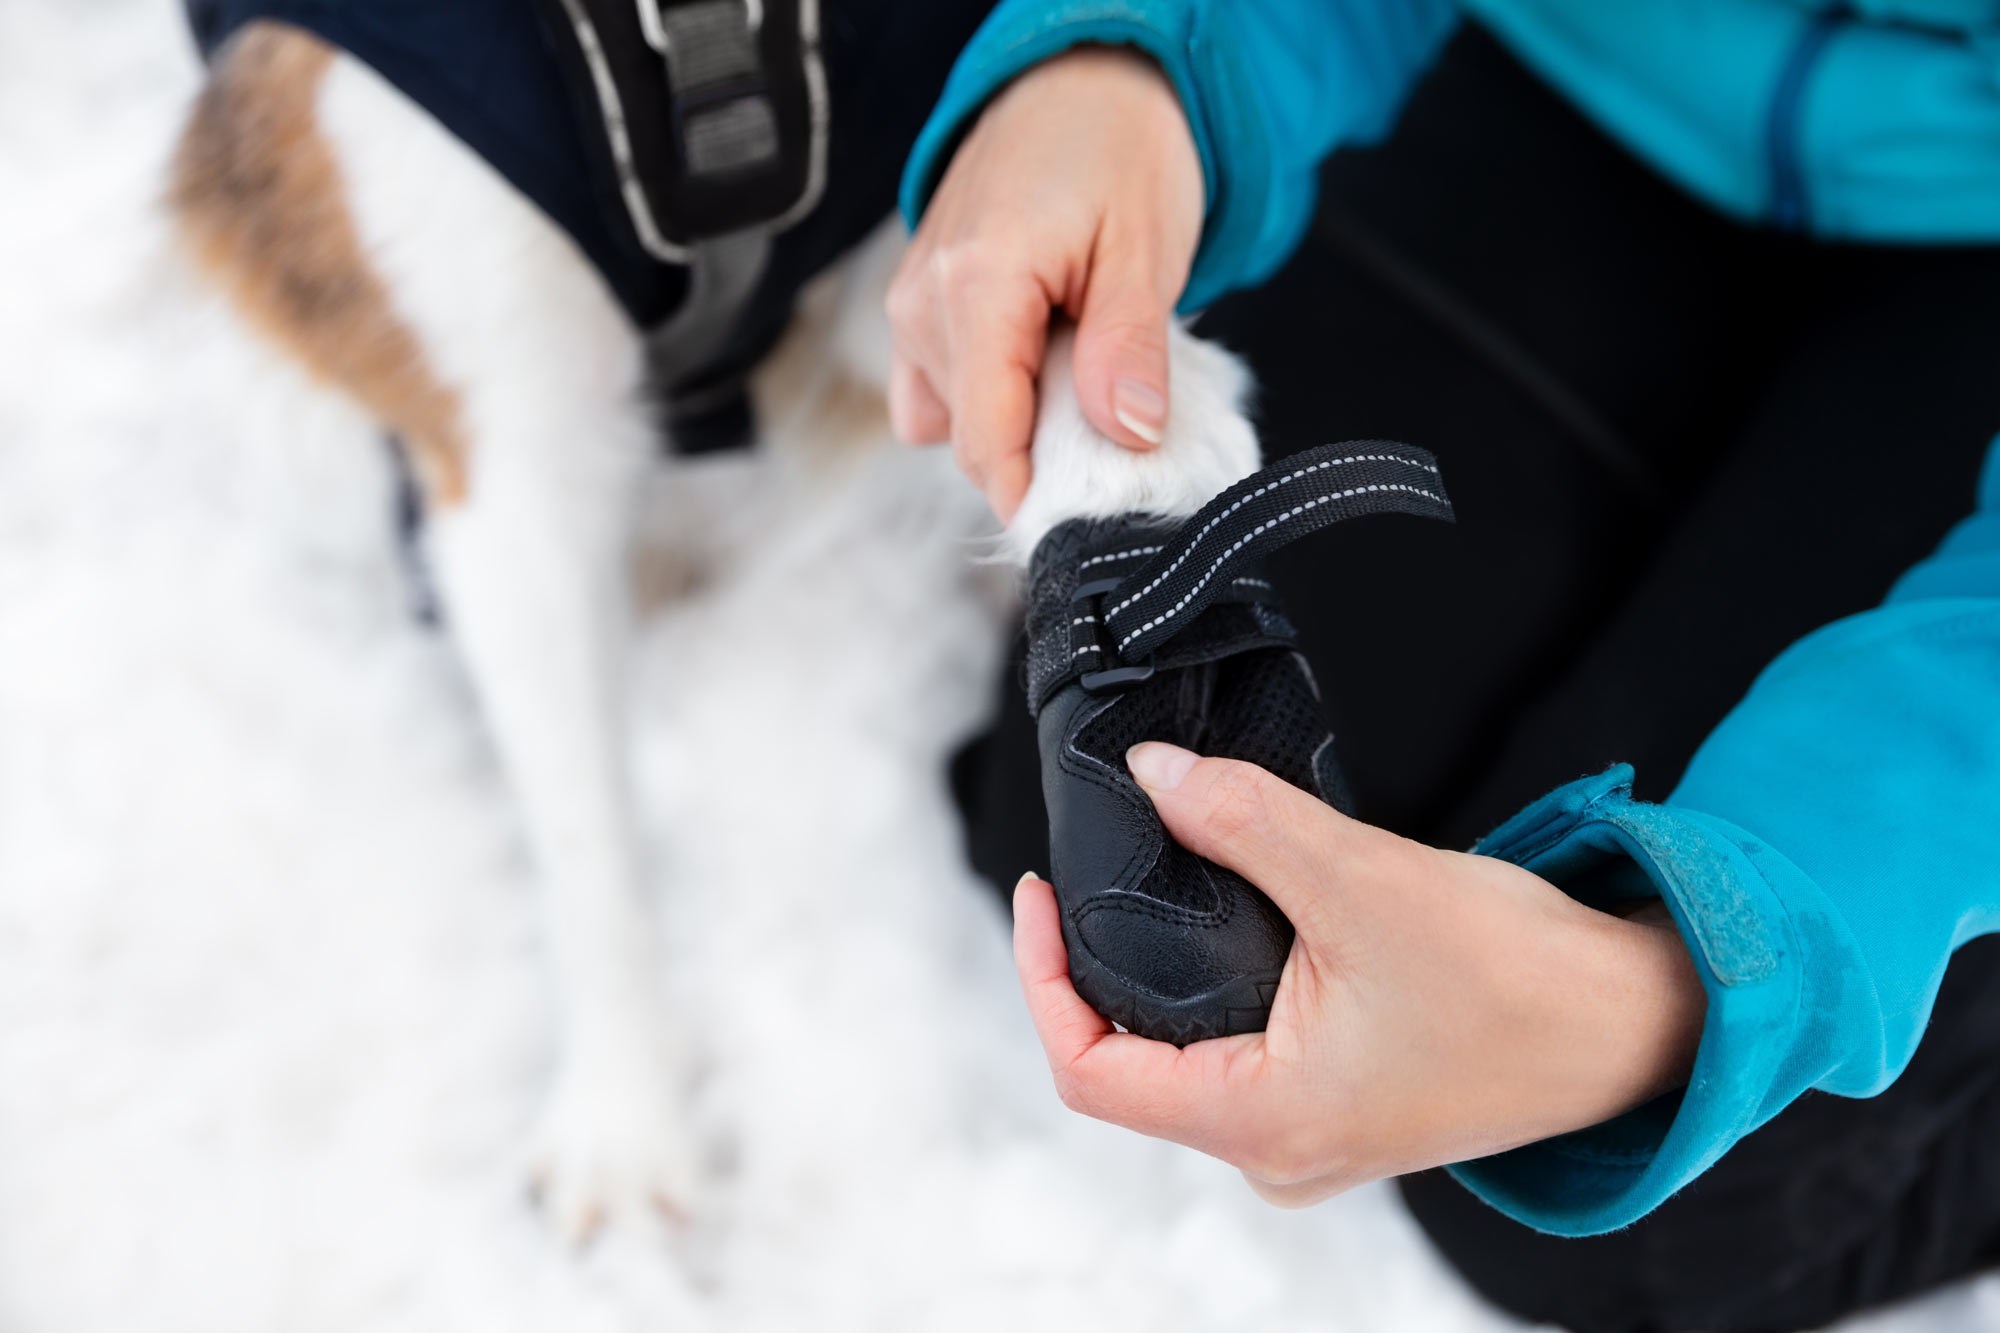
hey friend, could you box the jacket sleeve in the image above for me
[898,0,1459,311]
[1452,435,2000,1237]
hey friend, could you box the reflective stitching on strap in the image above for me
[1077,545,1161,571]
[1104,453,1437,619]
[1024,442,1453,714]
[1115,483,1448,650]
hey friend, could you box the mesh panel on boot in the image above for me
[1142,842,1227,916]
[1068,647,1338,914]
[1073,673,1191,765]
[1206,650,1332,798]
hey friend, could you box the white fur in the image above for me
[1003,324,1261,563]
[8,9,1994,1324]
[316,53,691,1238]
[215,34,1259,1248]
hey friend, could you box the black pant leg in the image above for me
[1401,936,2000,1333]
[1404,236,2000,1331]
[1441,240,2000,843]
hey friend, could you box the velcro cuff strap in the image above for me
[1104,441,1451,661]
[1024,441,1453,714]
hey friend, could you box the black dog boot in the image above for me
[1024,442,1453,1045]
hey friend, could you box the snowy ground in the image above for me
[2,3,1996,1330]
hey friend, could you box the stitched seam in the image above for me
[1075,890,1233,929]
[1063,721,1225,917]
[1115,483,1448,649]
[1489,789,1632,867]
[1104,454,1439,618]
[1059,724,1159,895]
[1078,545,1162,571]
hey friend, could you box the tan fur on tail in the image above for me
[168,22,469,503]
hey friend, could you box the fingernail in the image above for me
[1127,742,1197,791]
[1112,378,1165,445]
[1015,870,1041,891]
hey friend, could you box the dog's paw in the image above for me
[523,1057,697,1246]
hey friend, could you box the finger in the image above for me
[1012,874,1259,1150]
[1012,872,1112,1058]
[1071,229,1175,451]
[944,285,1044,522]
[889,357,950,445]
[1241,1169,1353,1211]
[1124,743,1394,940]
[884,243,952,439]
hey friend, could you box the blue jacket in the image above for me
[900,0,2000,310]
[1459,439,2000,1235]
[900,0,2000,1235]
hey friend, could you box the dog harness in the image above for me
[185,0,995,449]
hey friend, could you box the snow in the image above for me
[0,3,1991,1329]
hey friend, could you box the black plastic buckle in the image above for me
[1071,577,1156,693]
[639,0,781,178]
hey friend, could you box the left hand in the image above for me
[1013,742,1706,1206]
[885,47,1204,521]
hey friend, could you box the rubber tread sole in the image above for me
[1059,911,1283,1047]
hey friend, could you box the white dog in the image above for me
[168,20,1258,1243]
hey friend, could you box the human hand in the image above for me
[1013,743,1706,1206]
[886,47,1205,520]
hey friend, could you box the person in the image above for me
[886,4,2000,1331]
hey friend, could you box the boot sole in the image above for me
[1059,911,1283,1047]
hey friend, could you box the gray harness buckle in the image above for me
[542,0,827,262]
[637,0,782,179]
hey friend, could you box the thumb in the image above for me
[1072,242,1175,451]
[1124,742,1384,940]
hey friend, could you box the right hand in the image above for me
[886,46,1206,521]
[1013,743,1707,1207]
